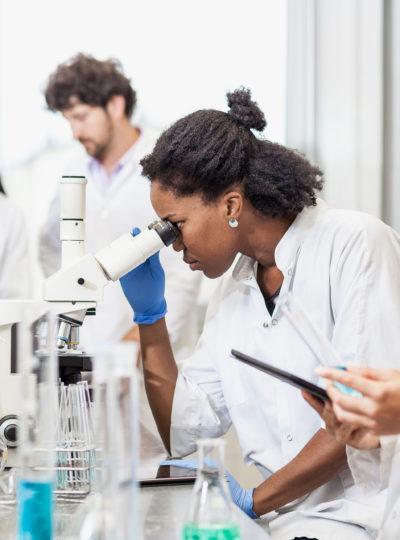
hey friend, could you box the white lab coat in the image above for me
[0,194,30,299]
[171,200,400,540]
[379,437,400,538]
[39,127,201,360]
[347,435,400,539]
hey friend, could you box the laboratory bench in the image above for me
[0,485,271,539]
[0,423,271,539]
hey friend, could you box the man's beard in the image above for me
[80,139,109,161]
[91,142,109,161]
[80,120,113,161]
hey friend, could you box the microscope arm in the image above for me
[42,176,178,349]
[43,226,167,305]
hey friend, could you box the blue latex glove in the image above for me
[119,227,167,325]
[160,459,258,519]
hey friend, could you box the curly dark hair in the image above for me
[141,88,323,218]
[45,53,136,117]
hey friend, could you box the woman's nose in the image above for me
[172,236,184,252]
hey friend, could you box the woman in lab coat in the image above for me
[304,366,400,539]
[119,88,400,540]
[0,177,30,299]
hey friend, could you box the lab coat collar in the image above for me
[87,125,153,176]
[232,255,257,283]
[114,125,157,171]
[274,198,328,272]
[232,198,328,282]
[86,126,157,196]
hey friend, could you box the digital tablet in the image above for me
[231,349,329,403]
[139,464,197,487]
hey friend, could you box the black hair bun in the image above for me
[227,87,267,132]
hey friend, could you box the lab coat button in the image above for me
[263,322,269,328]
[272,319,278,326]
[286,433,293,441]
[392,511,397,520]
[288,268,293,276]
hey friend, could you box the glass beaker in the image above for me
[183,439,241,540]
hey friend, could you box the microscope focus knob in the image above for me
[0,415,19,448]
[77,277,85,285]
[4,425,17,444]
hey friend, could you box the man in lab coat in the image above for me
[39,54,200,358]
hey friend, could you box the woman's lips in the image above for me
[189,261,201,271]
[184,256,201,271]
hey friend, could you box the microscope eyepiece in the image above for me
[95,218,180,282]
[148,219,180,246]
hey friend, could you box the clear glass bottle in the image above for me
[17,310,58,540]
[183,439,241,540]
[69,342,140,540]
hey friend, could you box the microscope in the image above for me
[0,175,178,465]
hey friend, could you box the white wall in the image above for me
[0,0,287,170]
[382,0,400,230]
[287,0,384,218]
[0,0,288,296]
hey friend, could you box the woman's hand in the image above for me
[316,366,400,437]
[119,228,167,325]
[302,391,380,450]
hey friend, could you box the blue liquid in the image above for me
[334,366,363,397]
[17,479,53,540]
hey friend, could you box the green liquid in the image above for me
[182,523,241,540]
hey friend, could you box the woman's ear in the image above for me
[223,190,243,221]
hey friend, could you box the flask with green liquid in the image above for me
[182,439,241,540]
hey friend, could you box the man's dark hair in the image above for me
[45,53,136,117]
[0,176,5,195]
[141,88,323,218]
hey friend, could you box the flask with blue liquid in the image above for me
[17,311,57,540]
